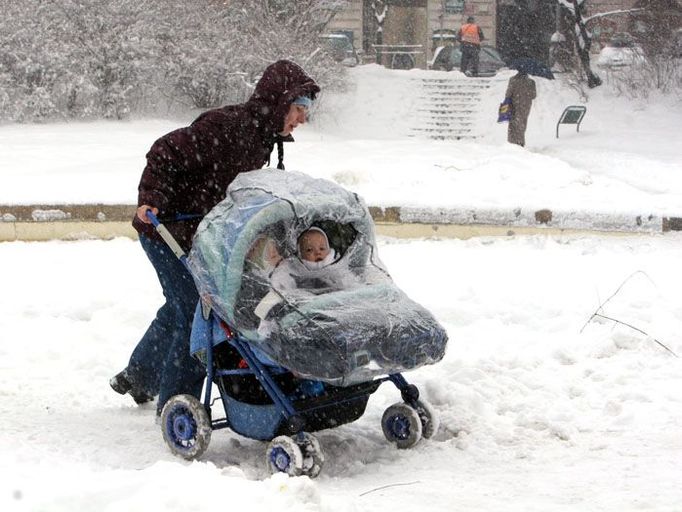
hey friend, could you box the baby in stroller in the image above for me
[158,168,448,477]
[255,226,357,335]
[294,227,335,269]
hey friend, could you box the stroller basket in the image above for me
[215,356,382,440]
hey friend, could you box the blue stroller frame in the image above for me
[151,170,446,477]
[193,306,428,473]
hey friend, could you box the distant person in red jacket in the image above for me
[457,16,485,77]
[110,60,320,417]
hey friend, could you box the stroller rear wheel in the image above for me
[382,402,423,449]
[161,394,212,460]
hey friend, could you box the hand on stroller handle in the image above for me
[139,206,202,226]
[136,205,159,224]
[143,208,187,262]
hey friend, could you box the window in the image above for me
[444,0,465,14]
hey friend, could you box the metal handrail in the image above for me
[372,43,425,55]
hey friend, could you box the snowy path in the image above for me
[2,234,682,511]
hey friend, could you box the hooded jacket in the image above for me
[133,59,320,250]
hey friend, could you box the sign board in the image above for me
[556,105,587,138]
[445,0,465,14]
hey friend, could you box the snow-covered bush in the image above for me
[601,57,682,100]
[0,0,349,122]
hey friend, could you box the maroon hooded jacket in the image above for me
[133,60,320,250]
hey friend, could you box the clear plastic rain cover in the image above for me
[188,169,448,385]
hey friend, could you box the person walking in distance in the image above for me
[505,71,536,146]
[457,16,485,77]
[109,60,320,418]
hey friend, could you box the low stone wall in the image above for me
[1,204,679,242]
[0,205,137,242]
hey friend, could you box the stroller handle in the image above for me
[145,209,187,262]
[145,209,161,227]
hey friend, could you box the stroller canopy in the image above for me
[188,169,447,385]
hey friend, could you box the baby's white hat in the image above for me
[298,226,329,250]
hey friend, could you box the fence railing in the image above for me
[372,44,426,69]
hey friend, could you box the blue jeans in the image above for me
[127,234,205,412]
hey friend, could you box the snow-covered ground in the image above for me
[2,233,682,511]
[1,65,682,511]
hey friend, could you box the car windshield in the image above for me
[481,47,504,64]
[435,46,504,67]
[481,46,503,64]
[608,33,636,48]
[435,46,460,65]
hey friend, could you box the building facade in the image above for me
[326,0,641,67]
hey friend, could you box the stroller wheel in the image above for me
[266,436,303,476]
[296,432,324,478]
[161,394,212,460]
[414,399,439,439]
[381,402,423,449]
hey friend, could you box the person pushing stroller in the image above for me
[110,60,320,417]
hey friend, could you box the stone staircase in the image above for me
[410,76,494,140]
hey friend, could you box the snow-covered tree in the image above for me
[229,0,350,89]
[628,0,682,55]
[557,0,602,88]
[0,0,349,122]
[51,0,162,119]
[371,0,388,61]
[0,1,65,120]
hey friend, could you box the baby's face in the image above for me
[299,231,330,263]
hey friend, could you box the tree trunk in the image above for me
[559,0,602,88]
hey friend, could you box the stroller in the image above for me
[155,169,448,477]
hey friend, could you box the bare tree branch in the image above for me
[581,270,677,357]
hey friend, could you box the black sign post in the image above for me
[556,105,587,138]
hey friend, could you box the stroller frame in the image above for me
[204,317,415,432]
[150,211,437,477]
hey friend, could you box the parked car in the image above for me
[596,32,647,68]
[319,33,360,67]
[429,45,507,76]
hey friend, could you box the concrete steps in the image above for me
[410,75,493,140]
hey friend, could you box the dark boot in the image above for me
[110,370,155,405]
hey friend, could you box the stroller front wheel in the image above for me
[414,399,439,439]
[161,394,212,460]
[382,402,423,449]
[296,432,324,478]
[266,436,304,476]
